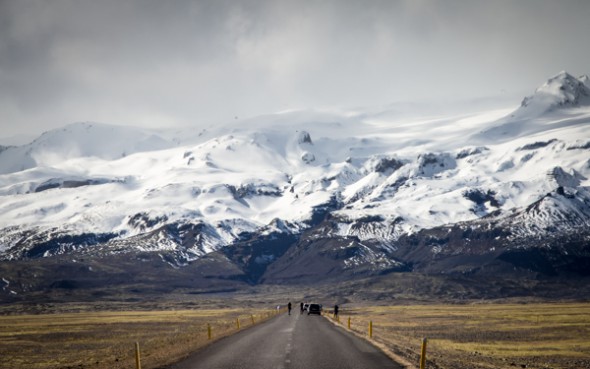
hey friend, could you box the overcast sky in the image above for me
[1,0,589,139]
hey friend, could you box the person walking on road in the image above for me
[288,302,292,315]
[334,304,339,317]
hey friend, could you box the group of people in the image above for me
[285,302,339,316]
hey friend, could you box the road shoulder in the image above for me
[323,315,416,369]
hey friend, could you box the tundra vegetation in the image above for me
[340,303,590,369]
[0,303,277,369]
[1,301,589,369]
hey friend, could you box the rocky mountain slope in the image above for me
[1,71,589,300]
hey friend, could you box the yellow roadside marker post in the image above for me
[207,323,212,340]
[236,318,240,330]
[135,342,141,369]
[420,338,428,369]
[369,320,373,338]
[347,317,351,329]
[251,315,255,325]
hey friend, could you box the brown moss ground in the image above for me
[331,303,590,369]
[0,308,279,369]
[3,301,589,369]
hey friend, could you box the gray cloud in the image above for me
[1,0,589,138]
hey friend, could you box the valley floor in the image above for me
[0,303,278,369]
[1,299,589,369]
[338,303,590,369]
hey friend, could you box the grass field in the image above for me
[0,307,279,369]
[2,301,589,369]
[336,302,590,369]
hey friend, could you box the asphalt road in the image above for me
[165,310,404,369]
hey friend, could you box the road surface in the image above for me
[165,310,404,369]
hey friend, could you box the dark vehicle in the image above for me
[307,303,322,315]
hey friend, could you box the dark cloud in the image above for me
[1,0,589,137]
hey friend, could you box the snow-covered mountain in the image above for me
[1,72,589,295]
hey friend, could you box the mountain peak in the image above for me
[519,71,590,115]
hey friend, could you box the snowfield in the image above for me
[1,71,589,259]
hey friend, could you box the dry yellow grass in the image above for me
[3,301,589,369]
[0,307,279,369]
[334,303,590,369]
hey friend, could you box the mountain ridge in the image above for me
[1,71,590,300]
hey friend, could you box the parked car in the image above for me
[307,303,322,315]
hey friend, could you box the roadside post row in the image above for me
[132,308,286,369]
[133,307,428,369]
[327,312,428,369]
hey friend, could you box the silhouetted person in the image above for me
[334,304,339,317]
[288,302,292,315]
[300,302,304,314]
